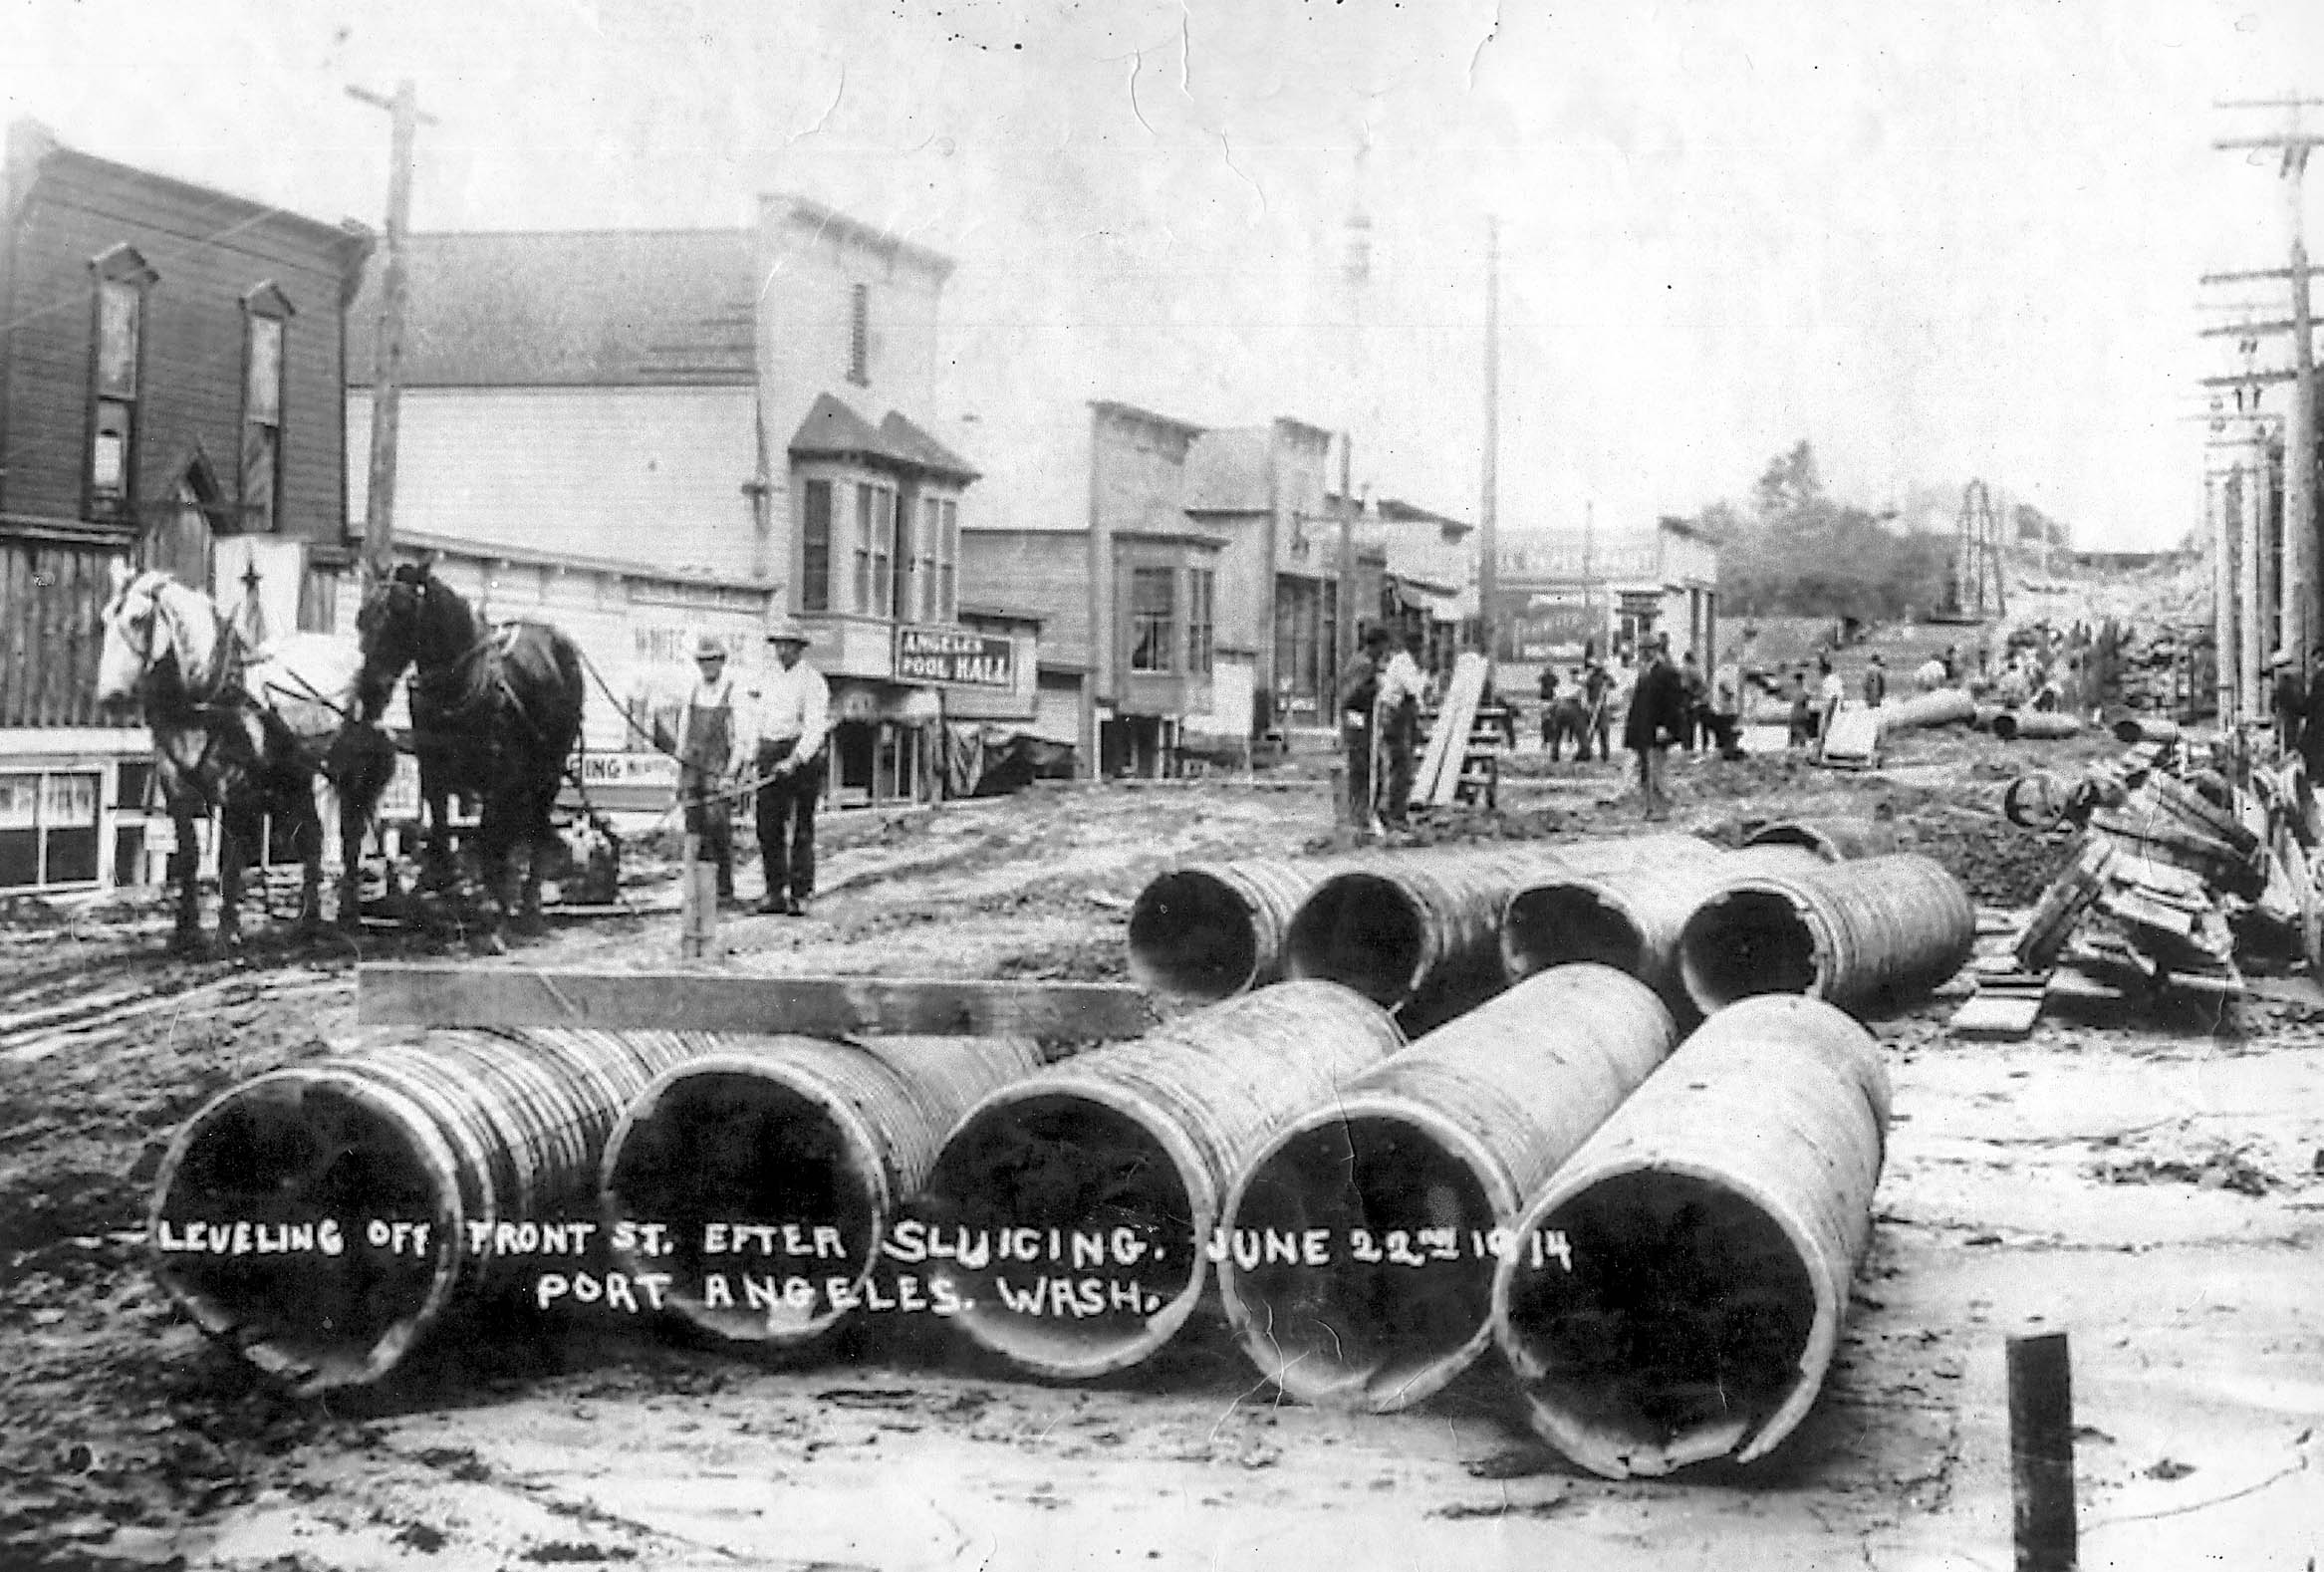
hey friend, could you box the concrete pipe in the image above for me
[2112,715,2182,746]
[1875,687,1975,733]
[1676,853,1975,1018]
[1491,994,1891,1477]
[1990,710,2084,742]
[1217,964,1676,1411]
[1284,836,1708,1013]
[915,980,1405,1379]
[1501,845,1824,1023]
[1128,858,1353,1002]
[600,1034,1045,1347]
[149,1027,712,1393]
[1739,818,1902,863]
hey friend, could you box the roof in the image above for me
[788,393,981,482]
[1183,426,1271,512]
[6,119,371,257]
[346,229,756,388]
[1091,399,1206,441]
[764,193,955,281]
[958,601,1048,626]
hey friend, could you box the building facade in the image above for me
[1493,516,1721,666]
[959,401,1219,778]
[0,121,371,890]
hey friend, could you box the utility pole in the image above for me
[1335,141,1373,708]
[2215,96,2324,676]
[1476,215,1500,660]
[349,79,434,570]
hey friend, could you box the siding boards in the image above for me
[2,172,352,545]
[0,539,108,727]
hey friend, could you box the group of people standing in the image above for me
[1338,626,1432,834]
[665,619,831,916]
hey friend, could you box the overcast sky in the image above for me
[6,0,2320,549]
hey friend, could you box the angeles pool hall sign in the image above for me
[894,626,1015,690]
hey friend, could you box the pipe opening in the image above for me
[1225,1113,1498,1409]
[1502,1170,1819,1471]
[1128,871,1262,1001]
[153,1080,450,1388]
[1680,889,1820,1010]
[1503,885,1644,981]
[1284,874,1426,1006]
[603,1071,881,1343]
[917,1093,1200,1376]
[1990,711,2022,741]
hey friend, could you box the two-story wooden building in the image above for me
[0,121,371,891]
[961,401,1220,778]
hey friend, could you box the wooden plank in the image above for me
[358,963,1158,1041]
[1415,652,1489,808]
[1817,705,1883,765]
[1950,990,2046,1040]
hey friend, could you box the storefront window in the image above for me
[0,770,101,889]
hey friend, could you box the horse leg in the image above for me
[337,797,368,933]
[290,797,326,937]
[514,783,552,937]
[168,806,203,953]
[215,811,247,953]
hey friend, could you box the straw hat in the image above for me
[765,615,812,646]
[693,634,727,660]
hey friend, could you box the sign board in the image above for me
[895,625,1016,689]
[564,751,679,815]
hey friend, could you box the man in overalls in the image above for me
[673,634,745,905]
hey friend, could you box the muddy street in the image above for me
[3,737,2322,1572]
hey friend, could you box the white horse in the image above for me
[94,563,396,951]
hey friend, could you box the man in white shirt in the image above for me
[1373,629,1428,830]
[752,618,832,916]
[671,634,746,904]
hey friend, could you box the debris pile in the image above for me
[1962,735,2302,1035]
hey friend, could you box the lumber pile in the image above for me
[1971,733,2306,1037]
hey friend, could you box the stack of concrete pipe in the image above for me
[1501,845,1828,1022]
[1127,856,1363,1002]
[1216,964,1677,1411]
[1872,687,1975,734]
[599,1034,1047,1348]
[1492,992,1892,1476]
[912,981,1406,1378]
[1991,709,2085,742]
[1676,853,1975,1018]
[149,1026,721,1393]
[1280,835,1708,1020]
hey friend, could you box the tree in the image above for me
[1701,441,1952,621]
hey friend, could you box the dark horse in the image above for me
[354,560,586,942]
[95,564,398,952]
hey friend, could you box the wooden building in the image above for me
[0,121,370,891]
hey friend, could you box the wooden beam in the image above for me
[359,963,1157,1041]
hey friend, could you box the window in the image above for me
[88,246,155,520]
[801,479,833,612]
[0,771,101,889]
[1130,567,1175,673]
[848,283,870,386]
[240,289,289,533]
[853,482,874,612]
[917,496,940,622]
[872,484,897,616]
[1187,569,1215,675]
[939,499,958,619]
[891,488,915,621]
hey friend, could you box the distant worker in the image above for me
[670,634,746,906]
[1581,657,1616,763]
[1337,625,1390,831]
[2273,650,2306,759]
[2302,647,2324,781]
[1862,652,1888,707]
[1554,671,1589,761]
[1537,663,1562,752]
[753,617,831,917]
[1787,668,1814,749]
[1814,655,1845,756]
[1375,629,1428,832]
[1942,644,1960,682]
[1707,646,1746,759]
[1626,634,1686,821]
[1678,651,1708,753]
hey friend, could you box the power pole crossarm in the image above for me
[350,80,433,571]
[2200,265,2324,284]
